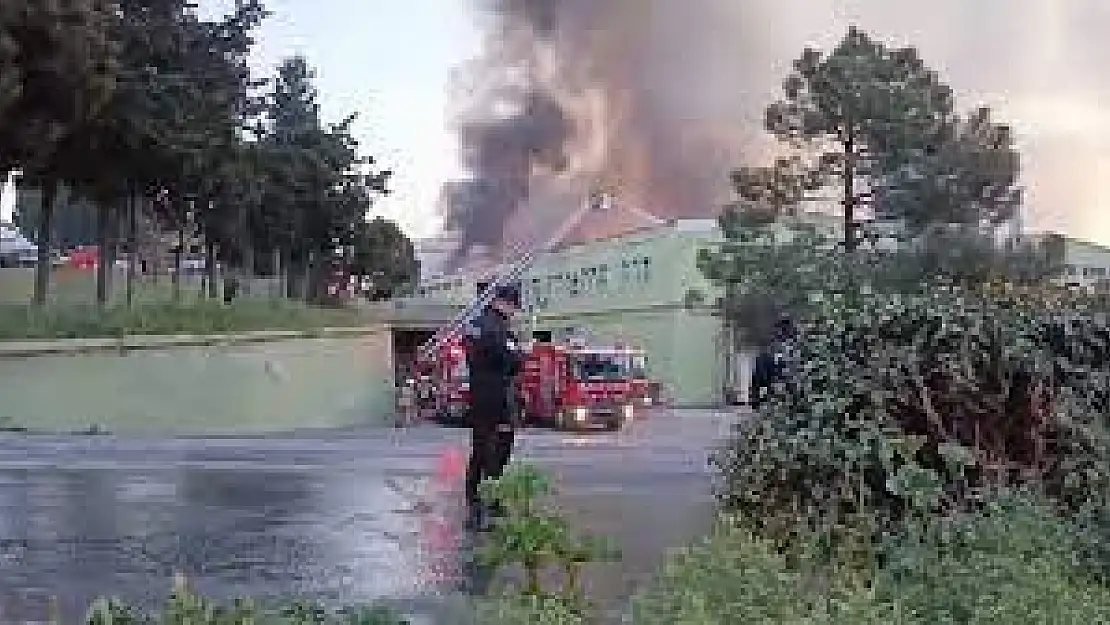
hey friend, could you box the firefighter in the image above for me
[463,283,524,530]
[750,314,799,408]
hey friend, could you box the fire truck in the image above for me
[517,341,644,430]
[414,338,471,426]
[416,336,649,431]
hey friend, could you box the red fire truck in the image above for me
[517,341,642,431]
[414,337,472,426]
[416,337,648,431]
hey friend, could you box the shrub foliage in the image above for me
[712,281,1110,567]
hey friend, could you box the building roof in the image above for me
[418,217,719,288]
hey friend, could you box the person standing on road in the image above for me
[750,314,799,408]
[462,284,524,530]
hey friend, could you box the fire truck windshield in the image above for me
[570,352,632,381]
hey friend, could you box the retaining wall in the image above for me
[0,328,397,434]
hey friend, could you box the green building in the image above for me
[408,212,1109,407]
[409,219,729,407]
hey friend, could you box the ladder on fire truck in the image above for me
[415,191,625,363]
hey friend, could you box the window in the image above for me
[1067,264,1078,275]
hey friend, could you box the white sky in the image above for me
[216,0,482,240]
[2,1,481,240]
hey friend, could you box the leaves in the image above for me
[0,0,122,172]
[476,463,619,616]
[757,26,1018,250]
[348,217,417,300]
[84,580,410,625]
[4,2,412,309]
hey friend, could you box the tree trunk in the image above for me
[237,198,253,297]
[304,250,316,304]
[842,131,857,251]
[31,181,57,308]
[172,218,184,302]
[205,238,217,299]
[125,189,137,307]
[95,201,112,307]
[272,248,282,300]
[284,250,299,299]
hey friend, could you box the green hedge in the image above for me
[83,593,409,625]
[0,299,370,340]
[632,495,1110,625]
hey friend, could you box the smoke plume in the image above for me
[441,0,1110,261]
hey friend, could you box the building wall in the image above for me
[1059,238,1110,289]
[0,332,397,434]
[407,215,1110,406]
[407,220,727,406]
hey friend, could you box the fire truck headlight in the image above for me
[622,404,635,422]
[573,406,588,422]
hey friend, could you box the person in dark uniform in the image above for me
[463,283,524,530]
[750,314,799,408]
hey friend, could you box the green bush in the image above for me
[83,591,409,624]
[632,497,1110,625]
[470,464,617,622]
[712,285,1110,565]
[470,595,588,625]
[0,298,369,340]
[875,490,1110,624]
[630,516,896,625]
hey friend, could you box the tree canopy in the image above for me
[348,216,419,300]
[3,0,412,308]
[701,26,1044,345]
[702,28,1109,603]
[761,26,1020,248]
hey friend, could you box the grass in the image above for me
[0,266,284,306]
[0,267,375,340]
[630,496,1110,625]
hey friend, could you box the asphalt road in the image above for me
[0,409,735,623]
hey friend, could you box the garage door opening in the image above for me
[391,329,436,383]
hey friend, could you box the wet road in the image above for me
[0,410,733,622]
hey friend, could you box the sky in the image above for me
[203,0,482,241]
[2,2,1108,246]
[2,0,480,239]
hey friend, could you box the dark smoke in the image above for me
[441,0,1110,261]
[448,91,572,250]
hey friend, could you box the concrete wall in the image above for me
[0,330,397,435]
[1060,238,1110,289]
